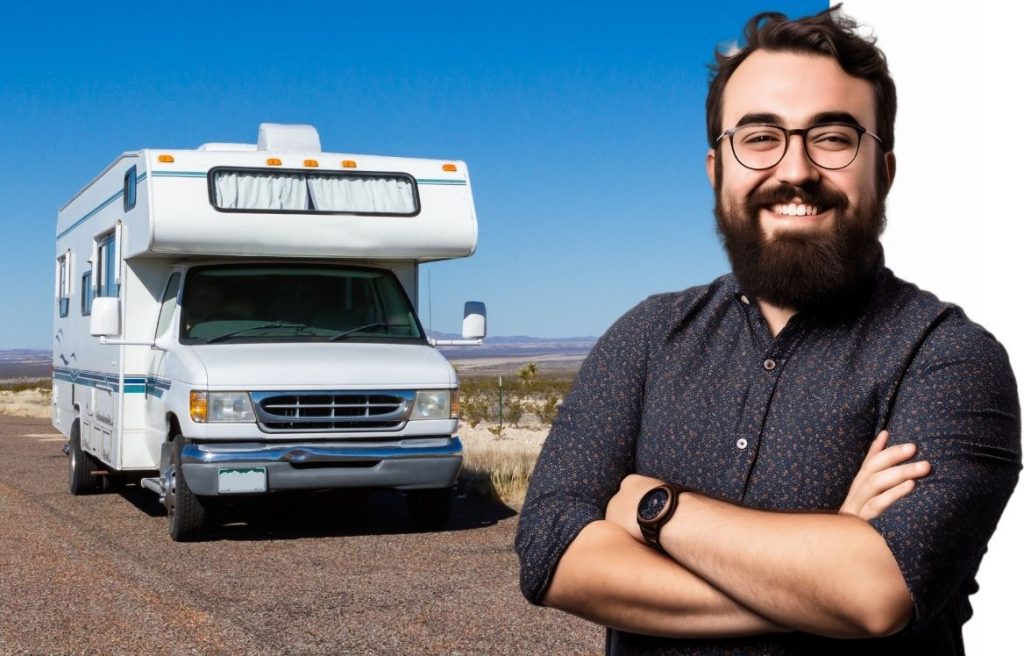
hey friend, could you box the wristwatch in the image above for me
[637,484,685,549]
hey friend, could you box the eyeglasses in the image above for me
[716,123,884,171]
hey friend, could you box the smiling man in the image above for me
[516,7,1020,655]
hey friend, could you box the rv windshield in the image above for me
[180,265,424,344]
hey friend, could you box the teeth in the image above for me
[771,204,819,217]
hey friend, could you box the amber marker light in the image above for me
[450,388,460,419]
[266,158,282,166]
[189,391,208,422]
[342,160,357,168]
[442,163,457,172]
[158,154,175,163]
[303,159,319,167]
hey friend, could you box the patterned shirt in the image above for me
[516,264,1021,655]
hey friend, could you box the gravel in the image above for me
[0,416,602,655]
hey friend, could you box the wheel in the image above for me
[166,434,206,541]
[68,422,103,495]
[405,487,453,530]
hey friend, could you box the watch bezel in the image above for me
[637,484,682,549]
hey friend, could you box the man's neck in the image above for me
[757,300,797,337]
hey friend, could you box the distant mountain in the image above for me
[427,332,596,359]
[0,349,51,380]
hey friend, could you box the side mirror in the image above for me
[90,297,121,337]
[462,301,486,340]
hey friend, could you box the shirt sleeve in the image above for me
[515,299,652,605]
[869,311,1021,632]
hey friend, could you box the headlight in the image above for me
[412,390,452,420]
[190,391,256,423]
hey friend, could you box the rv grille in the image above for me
[250,391,414,432]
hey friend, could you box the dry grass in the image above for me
[458,423,546,506]
[0,388,51,418]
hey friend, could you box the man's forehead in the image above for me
[721,49,876,129]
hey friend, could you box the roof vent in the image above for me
[257,123,321,153]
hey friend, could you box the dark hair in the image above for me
[706,6,896,152]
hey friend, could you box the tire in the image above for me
[68,422,103,495]
[166,434,206,542]
[405,487,453,530]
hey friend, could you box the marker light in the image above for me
[158,154,175,163]
[450,388,460,419]
[303,159,319,167]
[189,390,208,422]
[266,158,282,166]
[342,160,357,168]
[442,163,457,172]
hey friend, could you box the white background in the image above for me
[838,1,1022,652]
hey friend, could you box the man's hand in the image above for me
[605,473,666,541]
[840,430,931,520]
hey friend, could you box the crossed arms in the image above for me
[544,431,926,639]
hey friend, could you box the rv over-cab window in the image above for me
[123,166,137,212]
[209,168,419,216]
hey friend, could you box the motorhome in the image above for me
[52,123,485,541]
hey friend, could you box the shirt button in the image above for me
[736,438,748,449]
[763,358,777,371]
[740,295,750,305]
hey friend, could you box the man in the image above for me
[515,7,1020,655]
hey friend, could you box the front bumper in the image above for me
[180,437,462,496]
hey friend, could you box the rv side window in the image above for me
[81,272,93,316]
[209,168,419,216]
[123,166,137,212]
[96,234,119,298]
[57,255,69,318]
[155,273,181,337]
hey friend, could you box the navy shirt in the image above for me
[516,265,1020,655]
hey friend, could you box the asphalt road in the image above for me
[0,415,602,655]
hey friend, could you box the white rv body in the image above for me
[53,124,481,539]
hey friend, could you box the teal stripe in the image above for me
[151,171,206,178]
[417,179,467,185]
[58,170,150,240]
[57,188,123,240]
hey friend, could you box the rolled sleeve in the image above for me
[515,299,652,604]
[870,312,1021,632]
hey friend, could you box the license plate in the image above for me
[217,467,267,493]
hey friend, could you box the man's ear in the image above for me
[885,151,896,189]
[706,149,717,188]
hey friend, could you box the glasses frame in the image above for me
[716,122,885,171]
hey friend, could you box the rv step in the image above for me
[140,477,164,496]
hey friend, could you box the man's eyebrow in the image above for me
[733,111,866,128]
[735,113,783,127]
[808,111,862,126]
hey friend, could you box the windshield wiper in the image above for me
[204,322,312,344]
[329,322,388,342]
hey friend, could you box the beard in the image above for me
[714,172,887,311]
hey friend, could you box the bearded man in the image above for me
[515,7,1020,655]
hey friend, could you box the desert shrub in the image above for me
[537,394,561,424]
[461,397,490,427]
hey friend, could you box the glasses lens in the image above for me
[805,124,861,169]
[731,125,787,170]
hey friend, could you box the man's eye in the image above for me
[811,130,856,150]
[740,131,783,149]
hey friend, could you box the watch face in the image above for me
[639,487,670,521]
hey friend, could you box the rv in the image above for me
[52,123,485,541]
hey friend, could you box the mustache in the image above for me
[744,182,850,215]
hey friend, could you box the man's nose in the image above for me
[773,135,820,185]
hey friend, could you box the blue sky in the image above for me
[0,0,822,347]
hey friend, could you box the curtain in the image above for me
[307,175,415,214]
[214,172,307,210]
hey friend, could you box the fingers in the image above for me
[863,441,919,476]
[866,430,890,459]
[861,479,917,520]
[864,459,932,496]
